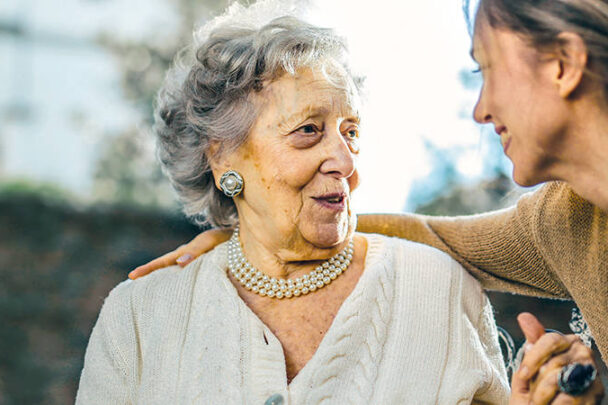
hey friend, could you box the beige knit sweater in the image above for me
[358,181,608,363]
[76,235,509,404]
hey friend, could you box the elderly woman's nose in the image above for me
[319,132,356,178]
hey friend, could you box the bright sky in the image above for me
[0,0,496,213]
[305,0,484,212]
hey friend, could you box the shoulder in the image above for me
[367,236,491,338]
[366,233,475,274]
[99,244,226,333]
[365,233,483,295]
[517,181,605,222]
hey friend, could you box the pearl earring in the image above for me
[219,170,244,197]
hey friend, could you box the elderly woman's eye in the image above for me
[297,124,319,134]
[344,127,360,153]
[346,128,359,140]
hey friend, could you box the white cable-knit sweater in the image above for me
[76,234,510,404]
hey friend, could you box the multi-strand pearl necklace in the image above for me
[227,228,354,299]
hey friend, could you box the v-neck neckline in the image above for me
[214,234,385,389]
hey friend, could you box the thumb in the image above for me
[517,312,545,344]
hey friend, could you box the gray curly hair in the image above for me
[154,3,363,228]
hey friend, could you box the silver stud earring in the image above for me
[219,170,244,197]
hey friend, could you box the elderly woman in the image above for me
[77,2,600,404]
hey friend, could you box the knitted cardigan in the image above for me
[76,235,509,404]
[358,181,608,363]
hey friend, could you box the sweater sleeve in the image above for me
[76,281,138,405]
[437,260,510,404]
[471,294,511,404]
[357,183,569,298]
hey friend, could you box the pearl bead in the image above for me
[224,176,237,190]
[227,229,353,300]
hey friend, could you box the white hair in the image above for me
[154,0,364,228]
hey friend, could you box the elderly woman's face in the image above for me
[217,68,360,251]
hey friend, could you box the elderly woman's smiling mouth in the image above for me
[312,192,348,211]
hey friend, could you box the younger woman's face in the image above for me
[471,14,571,186]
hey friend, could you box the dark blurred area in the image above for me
[0,186,200,404]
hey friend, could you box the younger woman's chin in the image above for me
[512,166,546,187]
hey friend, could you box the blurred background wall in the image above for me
[0,0,605,403]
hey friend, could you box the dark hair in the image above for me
[464,0,608,98]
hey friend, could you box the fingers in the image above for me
[531,366,561,404]
[128,228,233,280]
[510,365,532,398]
[187,228,232,263]
[537,340,593,377]
[527,337,604,405]
[519,333,578,381]
[128,249,183,279]
[518,312,546,344]
[532,371,604,405]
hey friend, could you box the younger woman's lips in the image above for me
[502,136,511,153]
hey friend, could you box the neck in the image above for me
[550,100,608,211]
[235,221,351,280]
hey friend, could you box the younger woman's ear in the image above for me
[554,32,588,98]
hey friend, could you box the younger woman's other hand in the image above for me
[128,228,232,279]
[510,313,604,404]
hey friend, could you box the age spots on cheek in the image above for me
[260,177,271,190]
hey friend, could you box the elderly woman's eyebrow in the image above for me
[283,105,330,122]
[280,105,360,128]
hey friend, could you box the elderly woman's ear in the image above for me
[207,141,239,193]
